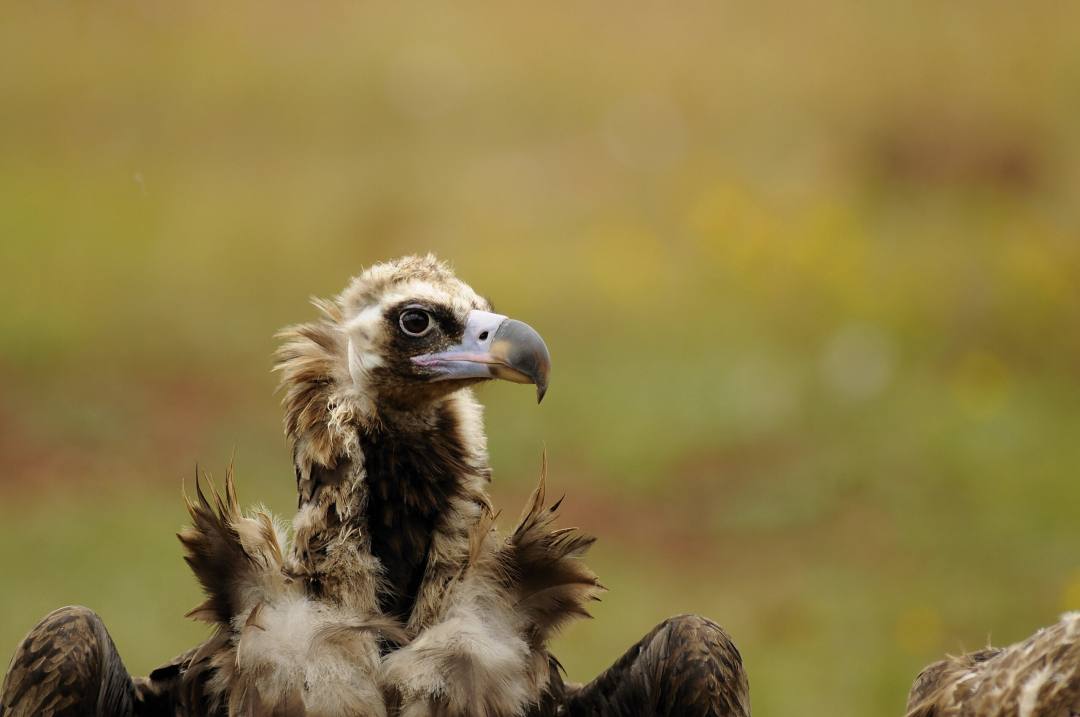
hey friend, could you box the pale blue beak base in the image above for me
[411,310,551,402]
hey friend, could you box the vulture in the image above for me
[906,611,1080,717]
[1,255,750,717]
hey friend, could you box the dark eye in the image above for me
[399,309,433,337]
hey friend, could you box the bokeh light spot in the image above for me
[819,323,896,402]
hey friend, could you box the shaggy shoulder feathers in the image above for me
[178,468,289,628]
[380,465,602,717]
[178,469,404,716]
[500,464,602,644]
[177,463,601,716]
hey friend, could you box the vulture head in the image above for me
[276,253,550,483]
[339,256,550,410]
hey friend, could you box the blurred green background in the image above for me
[2,2,1079,715]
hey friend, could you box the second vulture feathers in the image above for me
[906,611,1080,717]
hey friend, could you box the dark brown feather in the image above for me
[501,461,604,642]
[560,614,750,717]
[176,468,254,628]
[133,639,226,716]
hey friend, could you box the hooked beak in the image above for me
[411,310,551,402]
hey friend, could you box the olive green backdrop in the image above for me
[2,3,1080,715]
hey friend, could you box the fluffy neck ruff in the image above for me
[275,302,492,626]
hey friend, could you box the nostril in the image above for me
[478,331,489,341]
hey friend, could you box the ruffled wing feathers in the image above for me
[500,457,604,641]
[177,465,288,629]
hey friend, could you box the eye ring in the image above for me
[399,309,433,337]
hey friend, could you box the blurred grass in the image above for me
[2,2,1080,715]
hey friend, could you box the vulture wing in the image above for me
[0,605,136,717]
[177,466,288,630]
[500,463,604,642]
[560,613,751,717]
